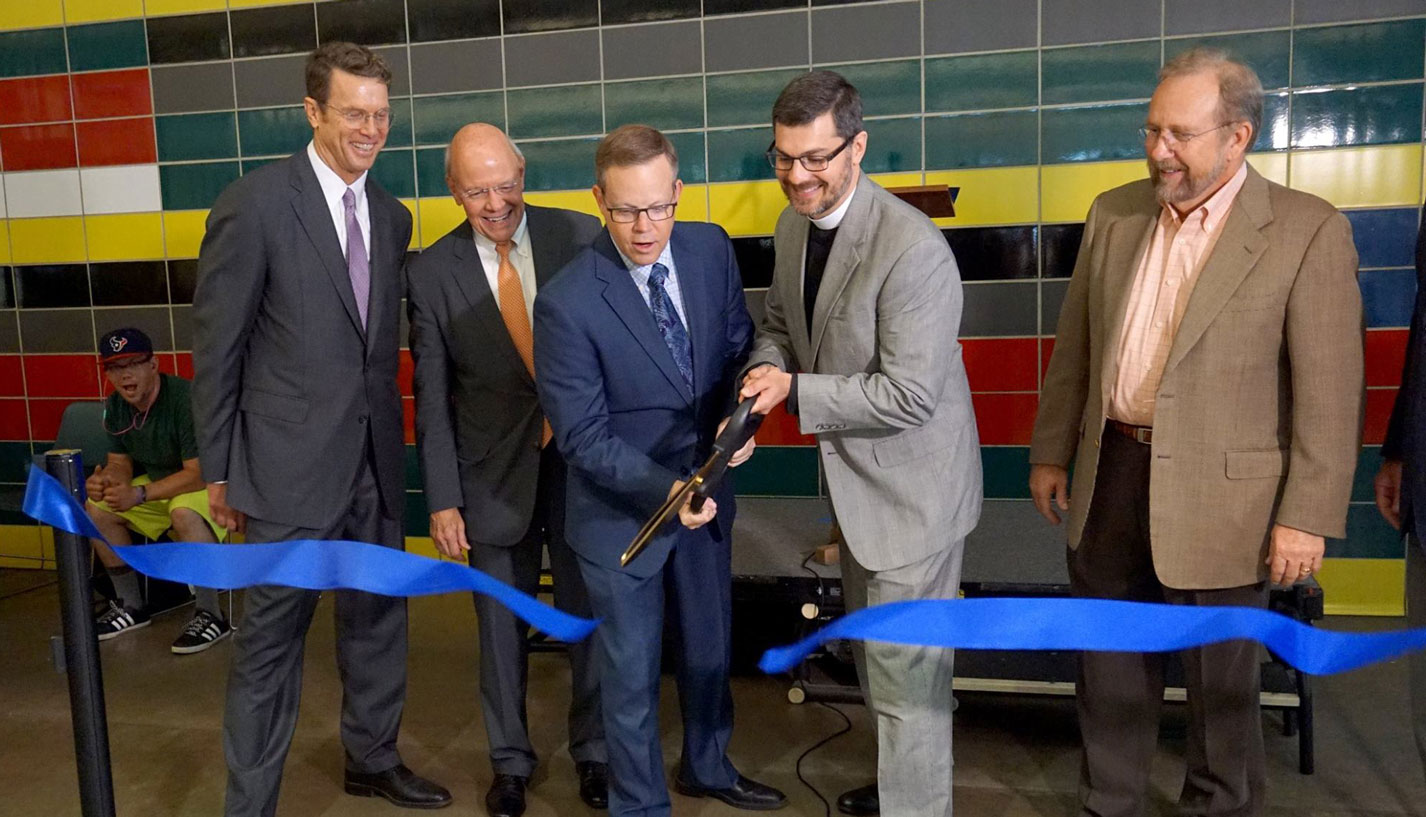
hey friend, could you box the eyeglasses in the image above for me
[325,104,394,129]
[1139,123,1233,148]
[457,180,523,202]
[606,202,677,223]
[766,134,855,172]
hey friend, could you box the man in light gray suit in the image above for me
[741,71,983,817]
[193,42,450,815]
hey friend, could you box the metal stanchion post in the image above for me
[44,449,117,817]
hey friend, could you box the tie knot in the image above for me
[496,240,513,260]
[648,262,668,287]
[343,187,356,211]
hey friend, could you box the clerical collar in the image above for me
[810,182,856,230]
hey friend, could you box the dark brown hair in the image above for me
[772,70,863,139]
[305,41,392,105]
[594,124,679,187]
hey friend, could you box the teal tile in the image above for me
[1256,91,1290,151]
[1294,19,1426,87]
[405,444,423,491]
[405,490,430,537]
[1165,30,1291,90]
[605,76,705,131]
[1326,504,1406,559]
[507,84,602,140]
[707,68,803,128]
[981,446,1031,499]
[518,137,598,191]
[1352,446,1384,503]
[707,126,775,182]
[370,148,416,198]
[733,446,820,497]
[156,112,239,162]
[927,109,1037,169]
[862,117,921,173]
[0,28,67,78]
[0,441,31,483]
[412,91,505,146]
[1291,83,1424,149]
[384,97,414,149]
[415,146,448,197]
[925,51,1038,113]
[241,157,279,175]
[237,106,312,157]
[1041,101,1146,164]
[666,130,706,184]
[67,20,147,72]
[160,161,241,211]
[823,60,920,117]
[1041,40,1159,106]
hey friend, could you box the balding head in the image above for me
[446,123,528,244]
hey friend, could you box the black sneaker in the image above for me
[171,610,232,654]
[96,600,150,641]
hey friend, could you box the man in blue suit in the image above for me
[533,124,787,817]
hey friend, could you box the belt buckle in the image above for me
[1132,426,1152,444]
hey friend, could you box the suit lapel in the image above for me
[594,232,694,404]
[809,173,873,366]
[670,226,710,398]
[779,216,814,368]
[288,153,366,340]
[449,220,532,384]
[362,188,396,362]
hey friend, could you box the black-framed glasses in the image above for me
[1139,123,1233,148]
[457,180,523,201]
[324,104,394,129]
[766,134,855,172]
[607,202,677,223]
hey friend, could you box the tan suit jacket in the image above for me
[1029,165,1364,589]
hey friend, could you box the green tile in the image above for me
[0,28,67,78]
[707,126,775,182]
[1294,19,1426,87]
[412,91,505,146]
[1165,30,1291,90]
[518,137,598,191]
[241,157,279,175]
[507,84,602,140]
[862,117,921,173]
[1326,504,1406,559]
[370,148,415,198]
[156,112,239,162]
[1290,83,1423,149]
[405,444,423,491]
[667,130,706,184]
[604,76,704,131]
[981,446,1031,499]
[384,97,414,149]
[160,161,241,211]
[0,441,32,484]
[732,446,820,497]
[67,20,147,72]
[237,106,312,157]
[1041,101,1146,164]
[1352,446,1385,503]
[927,109,1038,169]
[823,60,920,117]
[1042,40,1159,106]
[405,490,430,537]
[1256,92,1290,151]
[415,146,448,197]
[926,51,1038,113]
[707,68,804,128]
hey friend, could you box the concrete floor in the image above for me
[2,570,1426,817]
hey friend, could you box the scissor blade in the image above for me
[621,479,698,567]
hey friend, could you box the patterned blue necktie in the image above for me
[647,262,693,393]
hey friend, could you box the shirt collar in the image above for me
[810,180,856,230]
[615,240,675,277]
[1163,161,1247,233]
[472,211,530,257]
[307,141,367,206]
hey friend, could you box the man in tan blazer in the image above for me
[1030,48,1362,817]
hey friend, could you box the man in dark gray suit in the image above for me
[192,42,450,816]
[407,123,606,817]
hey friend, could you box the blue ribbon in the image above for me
[22,467,598,643]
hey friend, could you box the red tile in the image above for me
[1040,337,1056,385]
[0,122,77,170]
[398,350,414,397]
[753,402,815,446]
[0,399,27,440]
[0,75,72,125]
[972,392,1039,445]
[1364,388,1397,445]
[23,355,102,398]
[28,399,72,441]
[154,353,178,375]
[0,355,22,397]
[71,68,152,120]
[175,353,194,379]
[1366,328,1408,388]
[402,397,416,445]
[963,337,1038,392]
[76,116,156,166]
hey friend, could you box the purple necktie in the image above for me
[343,187,370,329]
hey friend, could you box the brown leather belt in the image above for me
[1107,419,1153,444]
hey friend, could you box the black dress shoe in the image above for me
[836,783,879,816]
[674,774,787,811]
[484,773,528,817]
[344,764,452,809]
[577,761,608,809]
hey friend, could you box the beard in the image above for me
[1149,148,1227,206]
[781,162,856,218]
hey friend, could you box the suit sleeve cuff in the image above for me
[786,374,799,416]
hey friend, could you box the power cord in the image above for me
[795,701,853,817]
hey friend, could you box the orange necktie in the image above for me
[496,241,552,447]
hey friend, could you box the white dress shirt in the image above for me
[306,141,370,260]
[472,211,538,324]
[616,241,689,328]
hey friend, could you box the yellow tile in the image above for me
[925,166,1039,227]
[10,217,86,264]
[227,0,310,7]
[143,0,226,14]
[0,0,63,30]
[1040,160,1148,223]
[64,0,143,23]
[1246,152,1288,185]
[1317,557,1405,617]
[1290,144,1423,209]
[523,189,602,221]
[0,223,11,264]
[162,209,209,258]
[86,213,164,261]
[0,525,42,561]
[708,181,787,237]
[405,536,443,561]
[416,197,466,248]
[868,172,926,189]
[398,198,419,251]
[40,526,55,561]
[674,183,708,223]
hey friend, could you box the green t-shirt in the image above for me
[102,373,199,482]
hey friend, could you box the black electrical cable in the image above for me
[795,701,854,817]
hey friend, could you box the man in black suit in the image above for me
[407,123,606,817]
[192,42,450,816]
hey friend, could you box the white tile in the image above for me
[4,169,83,218]
[0,176,7,219]
[79,165,162,214]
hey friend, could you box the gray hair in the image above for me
[1159,46,1264,143]
[443,127,525,179]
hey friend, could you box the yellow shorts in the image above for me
[87,476,224,542]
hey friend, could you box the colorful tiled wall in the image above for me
[0,0,1420,614]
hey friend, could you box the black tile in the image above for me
[145,12,231,64]
[408,0,500,42]
[602,0,699,23]
[90,261,169,307]
[0,268,13,309]
[941,227,1037,281]
[168,260,198,305]
[1040,223,1085,279]
[318,0,407,46]
[705,0,807,13]
[502,0,598,34]
[16,265,90,309]
[230,3,317,58]
[733,237,777,289]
